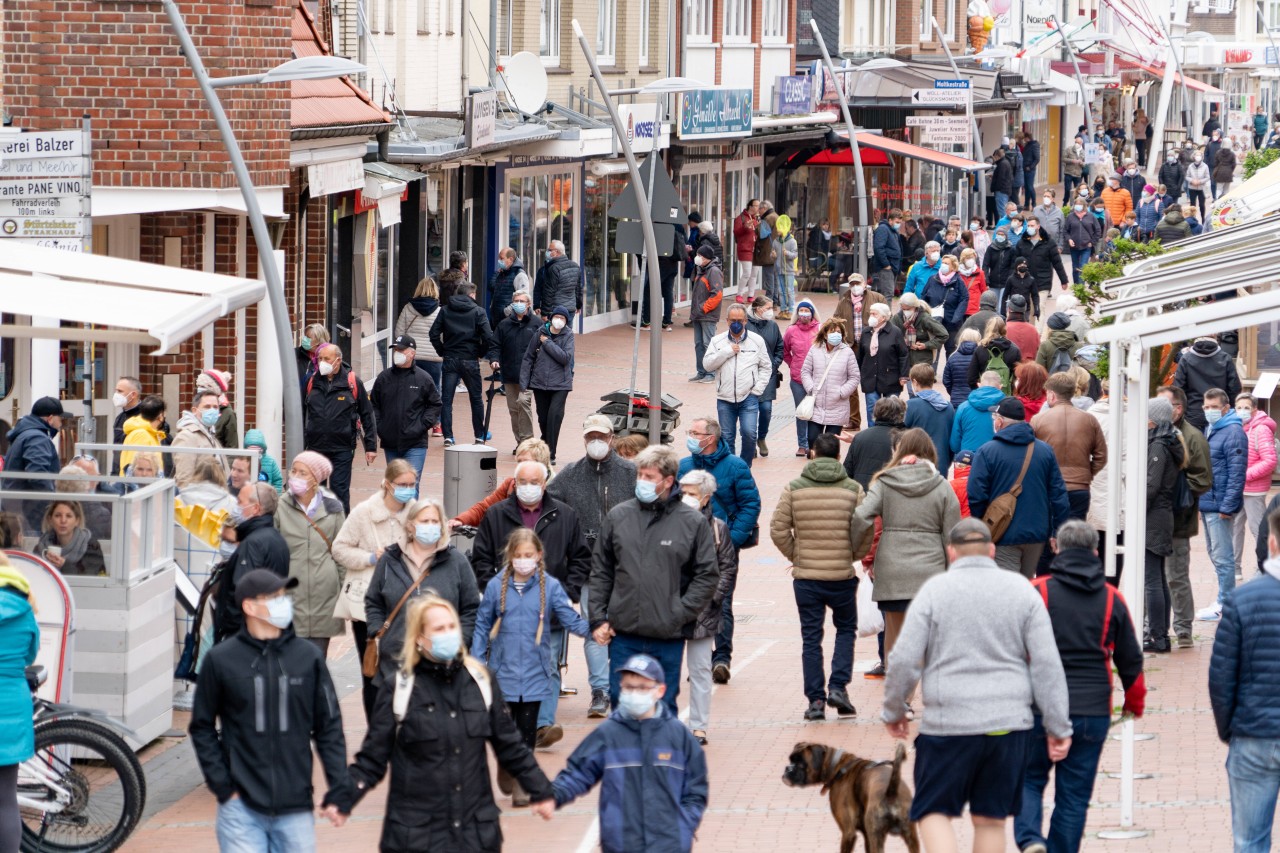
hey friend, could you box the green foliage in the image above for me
[1071,238,1173,386]
[1244,147,1280,181]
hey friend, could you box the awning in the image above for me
[1130,60,1223,95]
[813,131,991,172]
[0,242,266,355]
[1044,70,1094,107]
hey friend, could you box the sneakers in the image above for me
[693,730,708,745]
[640,323,652,330]
[663,324,674,332]
[1196,603,1223,622]
[688,374,707,382]
[757,438,769,458]
[712,663,731,684]
[826,688,856,717]
[1176,634,1194,649]
[698,374,715,384]
[804,700,826,721]
[535,725,563,749]
[443,437,455,446]
[1021,842,1048,853]
[588,688,609,718]
[431,425,443,436]
[1143,640,1171,654]
[864,663,886,679]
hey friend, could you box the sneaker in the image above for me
[443,437,455,446]
[1196,604,1222,622]
[1176,634,1194,649]
[757,439,769,457]
[1143,641,1171,654]
[693,730,708,745]
[826,688,856,717]
[864,663,886,679]
[688,374,705,382]
[712,663,731,684]
[1022,842,1048,853]
[588,688,609,718]
[683,320,694,328]
[803,700,826,721]
[640,323,652,330]
[663,324,674,332]
[431,425,443,436]
[535,725,563,749]
[698,374,715,384]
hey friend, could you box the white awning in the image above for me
[0,242,266,355]
[1044,70,1094,107]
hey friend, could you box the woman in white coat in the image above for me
[800,317,861,455]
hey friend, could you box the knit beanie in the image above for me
[293,450,333,484]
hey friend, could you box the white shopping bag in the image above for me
[857,576,883,638]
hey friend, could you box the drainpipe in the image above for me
[490,0,499,85]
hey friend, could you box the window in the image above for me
[724,0,751,42]
[385,0,395,34]
[418,0,430,33]
[762,0,786,41]
[1263,0,1280,31]
[540,0,560,64]
[844,0,896,53]
[596,0,617,64]
[919,0,932,38]
[686,0,711,41]
[942,0,956,40]
[639,0,651,66]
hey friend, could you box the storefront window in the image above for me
[423,175,446,277]
[582,174,628,318]
[506,168,578,301]
[0,313,13,400]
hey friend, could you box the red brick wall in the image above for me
[3,0,291,189]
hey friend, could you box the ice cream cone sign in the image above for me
[967,0,993,51]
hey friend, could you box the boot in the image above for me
[511,780,530,807]
[497,766,514,796]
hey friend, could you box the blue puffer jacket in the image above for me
[905,390,957,473]
[678,440,762,548]
[552,705,708,853]
[904,256,943,300]
[967,421,1070,545]
[1210,571,1280,741]
[872,220,903,273]
[943,341,978,406]
[0,587,39,766]
[471,570,588,703]
[1200,412,1247,515]
[950,385,1004,454]
[520,323,575,391]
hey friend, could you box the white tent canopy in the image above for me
[0,242,266,355]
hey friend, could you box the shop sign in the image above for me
[467,90,497,149]
[773,76,814,115]
[0,129,91,252]
[677,89,753,140]
[307,159,365,198]
[618,104,660,153]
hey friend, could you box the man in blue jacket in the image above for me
[871,209,904,299]
[1198,387,1248,622]
[2,396,71,531]
[951,372,1005,454]
[904,363,955,473]
[967,397,1070,578]
[1210,508,1280,852]
[903,241,942,300]
[679,416,761,684]
[542,654,708,852]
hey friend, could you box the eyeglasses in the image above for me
[687,430,710,438]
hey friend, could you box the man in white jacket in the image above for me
[702,303,772,466]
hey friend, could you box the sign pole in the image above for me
[932,18,985,215]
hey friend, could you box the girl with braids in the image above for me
[470,528,588,806]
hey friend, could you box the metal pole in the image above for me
[1046,16,1094,133]
[809,21,869,278]
[625,107,667,435]
[162,0,304,465]
[571,20,665,445]
[1146,14,1182,185]
[932,17,985,216]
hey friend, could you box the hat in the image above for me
[688,211,703,224]
[954,449,975,467]
[550,306,571,320]
[235,569,299,606]
[979,290,998,310]
[392,334,416,350]
[696,245,716,260]
[1148,397,1174,428]
[1047,312,1071,331]
[1008,294,1029,313]
[196,369,230,394]
[582,413,613,437]
[1111,173,1124,182]
[948,517,993,545]
[32,396,73,418]
[617,653,666,685]
[899,292,919,308]
[292,450,334,484]
[846,273,865,285]
[1143,184,1156,194]
[988,397,1026,421]
[1001,135,1012,146]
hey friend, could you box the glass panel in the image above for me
[424,177,445,276]
[584,173,608,317]
[0,313,14,400]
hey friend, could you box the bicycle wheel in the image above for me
[19,721,145,853]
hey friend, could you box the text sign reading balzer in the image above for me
[677,89,753,140]
[0,129,92,252]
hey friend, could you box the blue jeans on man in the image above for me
[216,796,314,853]
[383,446,426,489]
[994,191,1010,220]
[717,395,760,466]
[792,578,857,703]
[1015,714,1111,853]
[608,633,684,716]
[1227,735,1280,852]
[1069,247,1092,284]
[1203,511,1237,605]
[441,358,484,443]
[693,320,717,380]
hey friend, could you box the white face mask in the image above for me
[317,360,335,376]
[585,439,610,461]
[962,259,976,272]
[868,315,883,328]
[852,285,866,297]
[1042,197,1052,205]
[516,483,544,505]
[762,309,775,321]
[551,317,567,331]
[511,557,539,577]
[112,392,129,409]
[681,494,702,511]
[392,351,409,367]
[926,252,939,264]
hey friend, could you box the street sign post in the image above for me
[0,128,92,253]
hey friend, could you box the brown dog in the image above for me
[782,741,919,853]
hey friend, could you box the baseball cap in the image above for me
[846,273,865,285]
[235,569,298,606]
[583,413,613,437]
[32,397,73,418]
[953,449,975,467]
[988,397,1026,421]
[391,334,416,350]
[617,653,666,685]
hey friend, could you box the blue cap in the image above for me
[617,653,665,685]
[551,306,572,320]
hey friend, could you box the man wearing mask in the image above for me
[1005,136,1026,207]
[1197,388,1248,624]
[871,209,904,300]
[904,240,944,300]
[688,245,724,384]
[891,292,949,371]
[1064,193,1103,284]
[171,391,227,489]
[991,147,1014,216]
[1158,385,1213,648]
[702,304,772,466]
[1032,189,1064,247]
[1015,215,1069,313]
[369,335,441,488]
[1063,135,1086,200]
[1119,159,1145,208]
[1205,130,1225,198]
[488,247,531,329]
[2,396,72,531]
[302,344,377,512]
[982,226,1016,307]
[110,376,171,475]
[1100,173,1134,227]
[488,289,538,446]
[834,275,885,430]
[1159,151,1186,205]
[212,483,291,642]
[191,569,351,849]
[1186,148,1211,218]
[532,240,583,321]
[429,281,498,448]
[1174,334,1243,430]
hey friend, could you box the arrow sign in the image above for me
[912,88,969,105]
[607,154,685,225]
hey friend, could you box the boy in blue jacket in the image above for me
[539,654,708,852]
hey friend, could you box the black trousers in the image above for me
[350,619,378,722]
[641,268,676,326]
[507,700,540,749]
[316,447,354,513]
[442,357,485,442]
[533,388,570,461]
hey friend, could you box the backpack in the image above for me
[987,346,1013,394]
[1048,346,1074,376]
[306,369,357,399]
[393,658,493,724]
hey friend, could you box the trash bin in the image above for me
[443,443,497,547]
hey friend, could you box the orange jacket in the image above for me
[1100,186,1133,228]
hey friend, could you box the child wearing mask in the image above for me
[1003,259,1037,318]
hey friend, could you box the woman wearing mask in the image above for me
[520,306,575,466]
[348,595,554,850]
[37,500,106,576]
[275,451,346,657]
[1064,194,1103,284]
[364,498,480,688]
[1002,258,1037,318]
[1232,394,1277,579]
[858,303,908,417]
[933,255,969,357]
[394,276,445,396]
[1136,184,1163,241]
[295,322,330,392]
[1144,398,1186,653]
[969,218,990,262]
[958,248,988,322]
[747,295,785,458]
[800,318,861,454]
[967,317,1023,391]
[333,459,416,719]
[982,225,1016,309]
[0,559,38,853]
[783,300,822,456]
[1212,140,1237,200]
[1186,149,1210,217]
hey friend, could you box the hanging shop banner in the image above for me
[677,89,753,140]
[773,76,814,116]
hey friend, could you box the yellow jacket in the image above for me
[120,415,164,471]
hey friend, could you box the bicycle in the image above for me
[19,665,146,853]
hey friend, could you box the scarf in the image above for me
[47,526,92,566]
[869,323,882,356]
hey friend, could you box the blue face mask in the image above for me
[617,688,658,718]
[635,480,660,504]
[512,302,528,315]
[393,485,417,504]
[729,320,745,336]
[301,336,313,351]
[994,233,1007,243]
[827,332,843,346]
[428,629,462,661]
[200,408,219,428]
[545,250,553,262]
[415,522,442,546]
[891,221,901,231]
[686,435,704,455]
[1205,408,1223,426]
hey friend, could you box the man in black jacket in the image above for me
[487,248,531,329]
[487,289,538,446]
[429,281,498,447]
[303,344,376,512]
[1015,216,1069,314]
[533,239,583,321]
[1021,134,1042,208]
[213,483,291,643]
[192,569,352,847]
[1173,335,1243,430]
[111,375,173,475]
[991,148,1014,217]
[370,335,441,489]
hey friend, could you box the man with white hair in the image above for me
[533,238,583,322]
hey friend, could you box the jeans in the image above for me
[1203,511,1237,605]
[383,446,426,489]
[608,633,684,716]
[693,320,717,379]
[1233,494,1267,575]
[779,274,797,313]
[441,358,484,442]
[1228,736,1280,852]
[1069,247,1092,284]
[503,382,535,444]
[757,399,773,445]
[415,359,443,394]
[806,421,842,447]
[1168,536,1195,637]
[1144,549,1170,648]
[1064,174,1082,199]
[685,637,713,731]
[537,628,566,729]
[872,267,896,299]
[1023,172,1037,207]
[995,542,1044,578]
[790,379,810,450]
[864,390,881,416]
[714,559,740,668]
[216,796,315,853]
[1015,714,1110,853]
[792,578,857,703]
[994,191,1010,219]
[717,395,760,466]
[1189,188,1206,218]
[532,388,570,461]
[577,585,610,692]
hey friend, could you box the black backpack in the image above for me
[1048,346,1074,375]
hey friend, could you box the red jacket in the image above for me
[733,211,759,261]
[961,270,988,316]
[949,468,971,518]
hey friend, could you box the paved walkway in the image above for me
[121,289,1237,851]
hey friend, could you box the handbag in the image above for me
[795,348,839,422]
[362,562,433,679]
[981,444,1035,544]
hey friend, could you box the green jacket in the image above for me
[275,490,347,639]
[770,457,864,581]
[890,309,949,366]
[1174,416,1213,538]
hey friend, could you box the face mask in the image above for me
[1141,193,1152,201]
[826,332,843,346]
[635,479,660,504]
[1092,208,1104,218]
[512,302,528,315]
[500,258,511,270]
[994,233,1006,243]
[586,439,610,461]
[393,351,409,367]
[685,435,704,455]
[262,596,294,630]
[1026,226,1037,236]
[229,504,246,525]
[415,522,443,546]
[962,260,976,273]
[926,252,939,264]
[1127,168,1138,175]
[288,476,311,496]
[891,222,901,231]
[545,250,554,261]
[797,311,812,322]
[868,315,883,328]
[1042,197,1052,205]
[618,688,657,718]
[112,392,129,409]
[511,557,538,577]
[1205,409,1223,426]
[318,360,336,376]
[1075,204,1085,213]
[551,317,566,331]
[301,336,313,351]
[516,483,543,505]
[763,309,775,322]
[852,285,865,297]
[694,256,707,267]
[1168,155,1177,163]
[1237,408,1253,422]
[428,629,462,661]
[200,408,219,428]
[971,222,981,231]
[729,320,744,336]
[392,485,418,504]
[681,494,702,511]
[1016,267,1029,276]
[1194,154,1203,162]
[903,308,917,319]
[1012,226,1024,235]
[1109,180,1119,189]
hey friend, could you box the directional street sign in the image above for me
[922,132,972,145]
[911,88,969,105]
[933,79,971,90]
[905,116,970,129]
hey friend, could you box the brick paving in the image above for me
[120,290,1238,852]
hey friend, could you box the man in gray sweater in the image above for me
[882,518,1072,853]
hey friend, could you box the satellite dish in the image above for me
[500,52,549,115]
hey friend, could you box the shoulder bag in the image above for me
[362,559,432,679]
[795,348,838,422]
[981,444,1035,544]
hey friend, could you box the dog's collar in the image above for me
[821,748,855,794]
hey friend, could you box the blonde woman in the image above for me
[36,500,106,577]
[394,276,445,394]
[347,595,555,849]
[333,459,416,718]
[295,321,330,390]
[471,529,588,805]
[364,498,479,686]
[276,451,346,657]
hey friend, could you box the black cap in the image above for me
[988,397,1026,421]
[235,569,298,606]
[697,245,716,260]
[392,334,416,350]
[1047,312,1070,331]
[32,397,73,418]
